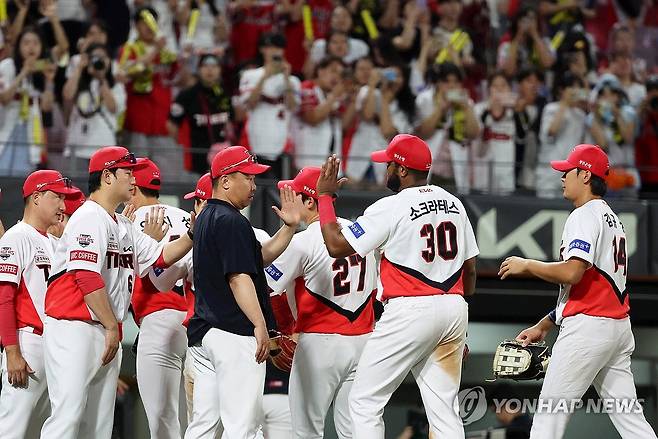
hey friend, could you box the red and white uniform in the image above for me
[294,81,343,169]
[0,223,56,438]
[239,68,301,160]
[531,199,656,439]
[132,204,191,439]
[341,185,479,439]
[266,219,377,438]
[41,200,164,439]
[472,102,516,194]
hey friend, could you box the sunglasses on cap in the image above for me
[35,177,73,191]
[104,152,137,170]
[219,154,258,175]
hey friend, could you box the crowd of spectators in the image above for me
[0,0,657,198]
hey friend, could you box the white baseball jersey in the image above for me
[131,204,192,323]
[555,199,629,324]
[239,67,301,159]
[342,185,479,300]
[265,220,377,335]
[45,200,164,323]
[0,222,57,335]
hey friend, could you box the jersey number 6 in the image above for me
[420,221,458,262]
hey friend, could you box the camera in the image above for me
[446,89,464,103]
[91,56,106,71]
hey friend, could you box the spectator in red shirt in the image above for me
[119,7,187,180]
[228,0,277,66]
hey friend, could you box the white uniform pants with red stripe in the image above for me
[136,308,188,439]
[530,314,657,439]
[349,294,468,439]
[40,317,122,439]
[0,331,49,438]
[290,332,369,439]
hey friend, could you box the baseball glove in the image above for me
[491,339,550,381]
[269,334,297,372]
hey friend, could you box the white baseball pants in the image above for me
[184,345,223,439]
[530,314,657,439]
[0,331,49,438]
[40,317,122,439]
[349,294,468,439]
[260,394,292,439]
[289,332,369,439]
[137,309,188,439]
[186,328,265,439]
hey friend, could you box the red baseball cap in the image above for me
[88,146,138,173]
[23,170,77,198]
[210,146,270,178]
[184,173,212,200]
[63,187,86,216]
[551,144,610,178]
[277,167,321,199]
[133,158,162,190]
[371,134,432,171]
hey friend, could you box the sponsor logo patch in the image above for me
[77,234,94,248]
[348,222,365,238]
[0,264,18,275]
[569,239,591,253]
[70,250,98,263]
[265,264,283,281]
[0,247,15,260]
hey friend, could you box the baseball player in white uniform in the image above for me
[39,146,195,439]
[265,166,378,438]
[316,134,479,439]
[128,157,193,439]
[0,170,77,439]
[499,144,657,439]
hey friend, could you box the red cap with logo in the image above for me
[22,170,77,197]
[133,158,162,190]
[551,144,610,178]
[371,134,432,171]
[277,167,321,199]
[184,173,212,200]
[210,146,270,178]
[64,187,86,216]
[88,146,138,173]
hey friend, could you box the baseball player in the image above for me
[128,157,193,439]
[40,146,195,439]
[316,134,479,439]
[186,145,301,439]
[265,166,378,438]
[0,170,77,439]
[499,144,657,439]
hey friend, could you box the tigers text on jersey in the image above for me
[0,222,57,334]
[265,220,377,335]
[555,199,629,324]
[45,200,164,323]
[131,204,192,323]
[341,185,479,301]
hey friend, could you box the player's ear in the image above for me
[399,164,409,178]
[582,170,592,184]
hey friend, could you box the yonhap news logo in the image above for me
[459,386,487,425]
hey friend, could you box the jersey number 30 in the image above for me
[420,221,458,262]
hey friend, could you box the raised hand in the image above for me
[317,155,347,196]
[498,256,529,279]
[143,206,169,241]
[121,203,137,222]
[272,185,302,228]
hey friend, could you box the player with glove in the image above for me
[499,144,656,439]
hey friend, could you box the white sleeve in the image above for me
[341,198,393,258]
[562,209,599,266]
[0,232,25,285]
[239,69,257,105]
[539,104,559,145]
[458,200,479,260]
[289,75,302,106]
[355,85,371,112]
[133,227,165,278]
[415,91,434,122]
[310,40,326,63]
[0,58,16,95]
[265,238,304,294]
[111,82,127,115]
[65,217,108,274]
[496,41,510,68]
